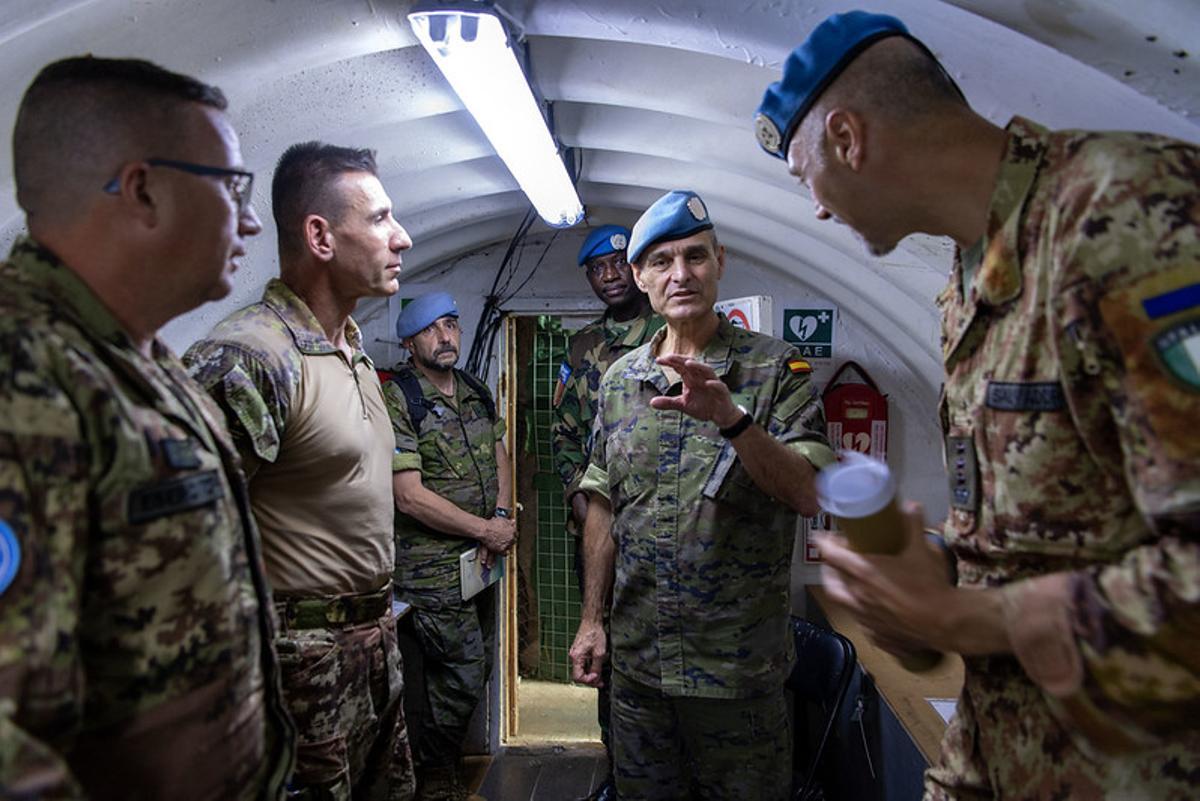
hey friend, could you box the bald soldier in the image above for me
[569,191,834,801]
[552,224,662,801]
[186,143,416,800]
[755,10,1200,799]
[0,57,294,798]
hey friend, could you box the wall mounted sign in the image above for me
[783,307,835,358]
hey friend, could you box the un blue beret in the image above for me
[754,11,909,159]
[627,190,713,265]
[395,291,459,339]
[578,225,631,266]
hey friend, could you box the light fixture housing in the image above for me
[408,2,584,228]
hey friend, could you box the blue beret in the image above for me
[578,225,631,266]
[754,11,909,159]
[395,291,459,339]
[627,190,713,265]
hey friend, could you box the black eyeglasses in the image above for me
[103,158,254,212]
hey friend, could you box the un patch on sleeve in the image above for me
[0,520,21,596]
[1154,318,1200,391]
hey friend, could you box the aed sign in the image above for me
[783,307,835,358]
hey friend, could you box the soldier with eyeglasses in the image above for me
[0,56,295,799]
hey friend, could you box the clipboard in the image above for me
[460,546,504,601]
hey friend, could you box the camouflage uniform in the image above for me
[385,367,505,768]
[579,314,834,801]
[185,279,414,801]
[552,310,664,518]
[928,117,1200,799]
[0,238,295,800]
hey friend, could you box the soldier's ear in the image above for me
[304,214,334,262]
[631,261,648,293]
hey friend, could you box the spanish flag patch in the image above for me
[788,358,812,374]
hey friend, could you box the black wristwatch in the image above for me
[494,507,512,519]
[718,405,754,439]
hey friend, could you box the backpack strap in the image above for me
[389,366,431,435]
[456,369,497,423]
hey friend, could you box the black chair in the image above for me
[787,617,857,801]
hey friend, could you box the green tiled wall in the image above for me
[530,318,579,683]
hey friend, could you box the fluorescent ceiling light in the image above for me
[409,4,584,228]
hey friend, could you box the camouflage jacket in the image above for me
[932,117,1200,796]
[551,309,663,518]
[0,239,294,799]
[580,314,833,698]
[385,366,505,594]
[184,279,395,597]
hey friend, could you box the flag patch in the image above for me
[788,358,812,374]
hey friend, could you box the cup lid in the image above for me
[815,450,895,518]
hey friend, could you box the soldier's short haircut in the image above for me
[271,142,379,258]
[800,36,965,144]
[13,56,227,220]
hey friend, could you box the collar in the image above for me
[602,308,660,349]
[262,278,370,365]
[627,312,736,394]
[966,116,1049,307]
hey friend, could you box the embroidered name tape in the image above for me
[128,469,225,524]
[985,381,1066,411]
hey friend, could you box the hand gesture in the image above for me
[649,354,741,427]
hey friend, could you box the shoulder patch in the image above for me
[1154,318,1200,391]
[787,358,812,375]
[552,361,572,408]
[0,520,21,596]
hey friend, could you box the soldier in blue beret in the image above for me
[387,290,515,800]
[552,225,661,801]
[570,190,833,800]
[756,10,1200,801]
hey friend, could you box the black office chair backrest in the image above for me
[787,618,857,801]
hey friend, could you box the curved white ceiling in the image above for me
[0,0,1196,371]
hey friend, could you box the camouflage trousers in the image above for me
[399,585,494,767]
[610,670,791,801]
[276,612,416,801]
[925,655,1200,800]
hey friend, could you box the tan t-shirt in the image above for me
[184,279,394,597]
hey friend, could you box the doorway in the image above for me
[500,313,603,747]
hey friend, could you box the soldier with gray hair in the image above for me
[186,142,416,800]
[755,10,1200,799]
[569,190,834,801]
[0,56,293,798]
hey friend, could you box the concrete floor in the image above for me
[465,680,607,800]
